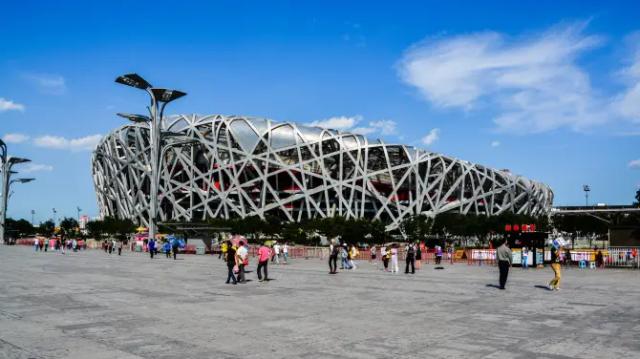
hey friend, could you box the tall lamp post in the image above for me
[115,73,187,242]
[583,185,591,207]
[1,139,33,244]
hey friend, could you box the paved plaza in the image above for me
[0,246,639,359]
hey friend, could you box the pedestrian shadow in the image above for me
[485,284,501,289]
[534,285,552,291]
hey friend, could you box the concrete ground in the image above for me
[0,246,639,359]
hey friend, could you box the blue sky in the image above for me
[1,1,639,223]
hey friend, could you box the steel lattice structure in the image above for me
[92,114,553,230]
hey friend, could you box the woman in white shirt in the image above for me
[391,245,399,273]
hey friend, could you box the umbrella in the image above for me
[230,234,248,247]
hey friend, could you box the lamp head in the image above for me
[151,88,187,103]
[115,73,152,90]
[8,157,30,165]
[117,113,151,123]
[11,178,35,184]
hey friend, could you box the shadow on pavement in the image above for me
[534,285,552,291]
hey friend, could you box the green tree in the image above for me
[281,222,308,244]
[60,217,79,238]
[38,220,55,237]
[400,214,431,242]
[5,218,35,236]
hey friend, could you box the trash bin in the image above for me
[196,246,205,255]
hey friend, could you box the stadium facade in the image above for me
[92,114,553,230]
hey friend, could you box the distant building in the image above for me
[92,114,553,230]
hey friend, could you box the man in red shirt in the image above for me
[257,243,272,282]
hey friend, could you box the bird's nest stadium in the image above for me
[92,114,553,230]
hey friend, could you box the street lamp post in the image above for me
[52,208,57,225]
[31,209,35,226]
[0,139,33,244]
[115,74,187,243]
[583,185,591,207]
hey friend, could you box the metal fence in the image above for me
[606,247,640,268]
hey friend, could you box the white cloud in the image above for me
[34,134,102,151]
[2,133,30,143]
[0,98,25,112]
[307,116,398,139]
[491,140,501,147]
[20,163,54,173]
[398,22,616,133]
[24,73,66,95]
[421,128,440,146]
[352,120,397,136]
[308,115,362,130]
[613,32,640,123]
[629,159,640,169]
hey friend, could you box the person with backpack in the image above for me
[405,243,416,274]
[163,240,171,258]
[225,240,237,285]
[549,240,563,291]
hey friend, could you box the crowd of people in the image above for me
[31,230,634,293]
[33,237,85,253]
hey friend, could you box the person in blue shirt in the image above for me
[163,241,171,258]
[148,238,156,259]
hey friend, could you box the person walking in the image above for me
[220,241,227,260]
[549,241,563,291]
[522,246,529,269]
[273,242,281,264]
[257,243,271,282]
[148,238,156,259]
[390,244,399,273]
[44,238,49,252]
[405,243,416,274]
[225,240,237,285]
[415,242,422,269]
[381,245,389,271]
[496,240,512,290]
[349,245,359,270]
[282,242,289,264]
[435,245,443,265]
[172,238,179,260]
[163,240,171,258]
[117,240,123,256]
[236,241,248,283]
[370,245,377,263]
[328,242,339,274]
[34,238,40,252]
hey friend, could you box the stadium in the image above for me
[91,114,554,230]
